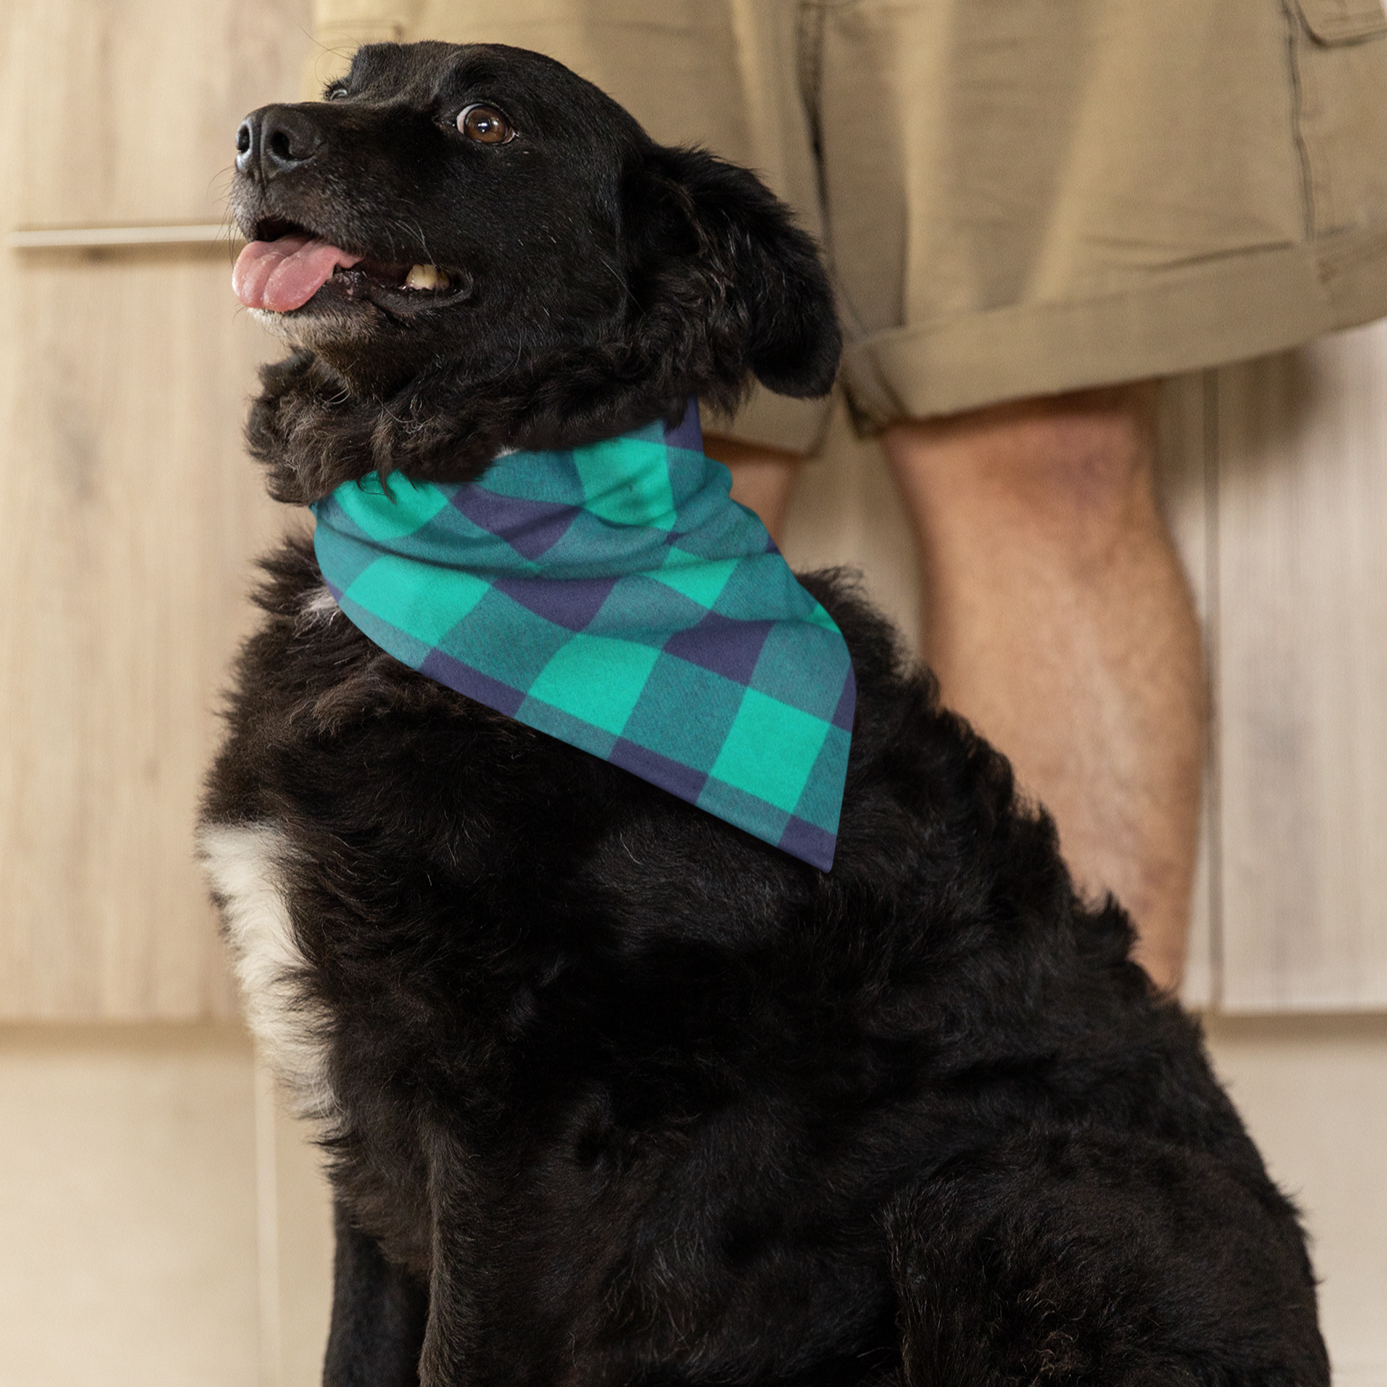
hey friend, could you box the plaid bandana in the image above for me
[309,404,855,870]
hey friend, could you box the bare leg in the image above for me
[705,434,799,544]
[882,385,1205,991]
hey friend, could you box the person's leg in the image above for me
[883,384,1204,992]
[704,435,800,545]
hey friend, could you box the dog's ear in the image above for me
[626,146,841,400]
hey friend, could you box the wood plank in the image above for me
[0,251,289,1018]
[9,225,239,249]
[0,0,311,1018]
[1215,322,1387,1010]
[2,0,312,228]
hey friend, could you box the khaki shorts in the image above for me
[310,0,1387,453]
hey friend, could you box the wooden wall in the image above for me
[3,6,1387,1017]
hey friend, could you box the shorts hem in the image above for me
[842,224,1387,424]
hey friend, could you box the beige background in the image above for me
[1,0,1386,1383]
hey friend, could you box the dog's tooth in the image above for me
[404,263,447,291]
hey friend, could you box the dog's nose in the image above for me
[235,106,324,181]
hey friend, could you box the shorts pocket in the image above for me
[1295,0,1387,43]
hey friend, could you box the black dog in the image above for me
[201,41,1328,1387]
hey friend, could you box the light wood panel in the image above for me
[1215,321,1387,1010]
[2,0,310,229]
[0,0,312,1017]
[0,1025,260,1387]
[0,252,276,1017]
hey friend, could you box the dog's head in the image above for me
[230,42,840,501]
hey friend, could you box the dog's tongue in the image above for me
[232,234,363,311]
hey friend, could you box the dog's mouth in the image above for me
[232,218,468,315]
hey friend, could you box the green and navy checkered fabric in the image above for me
[310,403,855,869]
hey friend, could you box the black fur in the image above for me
[204,41,1328,1387]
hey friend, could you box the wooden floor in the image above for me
[0,1018,1383,1387]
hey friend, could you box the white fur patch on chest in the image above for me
[198,821,335,1120]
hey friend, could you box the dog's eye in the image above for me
[457,104,513,144]
[326,85,350,101]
